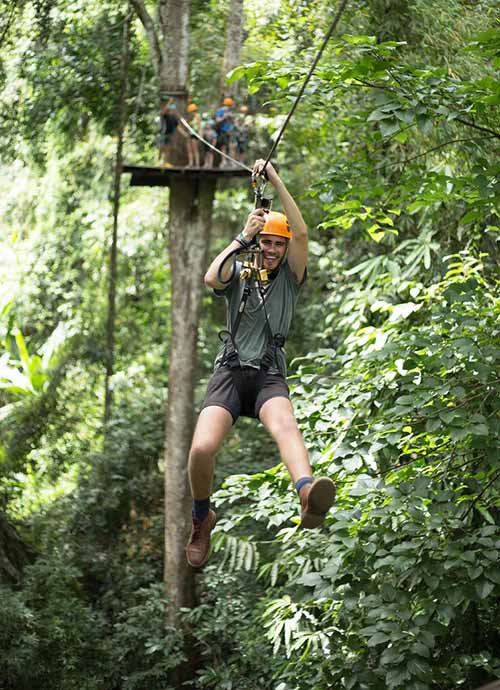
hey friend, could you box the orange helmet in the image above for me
[187,103,198,112]
[240,105,249,113]
[223,97,235,106]
[260,211,292,239]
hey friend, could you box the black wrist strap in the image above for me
[234,232,251,248]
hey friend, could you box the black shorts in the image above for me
[217,131,230,148]
[201,365,290,423]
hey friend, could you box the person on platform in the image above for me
[186,102,202,167]
[215,96,236,166]
[201,117,218,168]
[185,159,336,568]
[234,104,251,163]
[158,101,179,167]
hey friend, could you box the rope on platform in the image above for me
[179,117,253,173]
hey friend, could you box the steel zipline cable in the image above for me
[261,0,349,174]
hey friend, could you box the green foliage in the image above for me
[109,584,184,690]
[229,15,500,257]
[0,324,70,410]
[0,557,109,690]
[212,251,500,690]
[185,568,279,690]
[0,1,141,161]
[0,378,174,690]
[71,379,166,545]
[0,563,184,690]
[1,1,499,689]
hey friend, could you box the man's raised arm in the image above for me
[204,208,267,289]
[252,160,308,284]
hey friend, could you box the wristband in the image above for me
[235,231,252,248]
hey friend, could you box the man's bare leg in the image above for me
[188,405,233,499]
[186,405,233,567]
[204,150,214,168]
[259,396,335,527]
[259,396,312,482]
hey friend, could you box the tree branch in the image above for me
[129,0,162,81]
[460,467,500,523]
[350,76,500,142]
[455,117,500,141]
[375,135,496,171]
[0,1,18,49]
[354,77,398,94]
[158,0,168,40]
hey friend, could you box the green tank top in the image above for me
[214,258,305,376]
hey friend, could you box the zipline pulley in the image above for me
[251,172,273,212]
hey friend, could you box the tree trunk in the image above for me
[129,0,162,79]
[159,0,189,96]
[220,0,244,98]
[130,0,217,631]
[104,15,130,423]
[164,176,216,619]
[158,0,190,166]
[0,512,36,584]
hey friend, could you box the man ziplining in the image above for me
[186,158,336,568]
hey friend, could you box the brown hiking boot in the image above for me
[186,510,217,568]
[300,477,335,529]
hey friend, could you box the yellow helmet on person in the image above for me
[260,211,292,239]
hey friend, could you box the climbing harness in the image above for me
[218,245,286,377]
[216,161,296,375]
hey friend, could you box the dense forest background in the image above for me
[1,1,499,689]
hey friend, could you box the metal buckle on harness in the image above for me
[240,262,252,280]
[239,254,269,284]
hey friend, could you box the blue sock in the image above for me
[295,477,313,495]
[192,498,210,522]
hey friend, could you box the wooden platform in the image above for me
[122,164,250,187]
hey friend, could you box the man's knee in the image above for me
[265,411,299,439]
[189,441,215,466]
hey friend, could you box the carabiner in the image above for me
[252,173,273,211]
